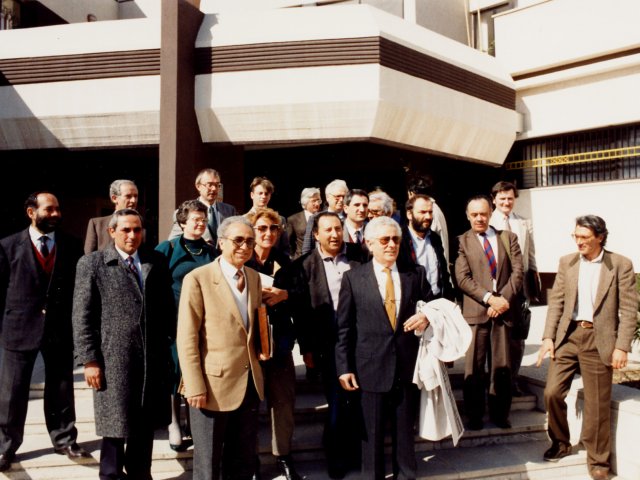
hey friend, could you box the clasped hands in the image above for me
[487,294,509,318]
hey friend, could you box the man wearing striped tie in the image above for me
[454,195,523,431]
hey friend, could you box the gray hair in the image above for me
[217,215,253,240]
[300,187,321,207]
[109,179,137,199]
[369,191,393,216]
[325,179,348,198]
[195,168,221,185]
[576,215,608,247]
[364,216,402,241]
[108,208,143,229]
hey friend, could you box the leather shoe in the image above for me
[276,456,302,480]
[54,443,90,459]
[492,418,512,429]
[0,452,14,472]
[468,418,484,431]
[590,467,609,480]
[543,442,572,462]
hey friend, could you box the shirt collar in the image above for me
[28,226,55,244]
[114,245,140,263]
[219,256,244,276]
[408,226,429,244]
[198,196,216,208]
[372,258,397,273]
[317,243,347,261]
[580,249,604,264]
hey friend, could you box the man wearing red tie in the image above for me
[0,192,87,472]
[454,195,523,431]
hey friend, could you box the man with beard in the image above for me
[398,194,453,299]
[0,192,87,472]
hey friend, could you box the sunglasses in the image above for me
[221,236,256,248]
[377,236,401,245]
[254,224,281,233]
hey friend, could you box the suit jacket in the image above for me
[454,228,523,325]
[287,244,366,355]
[543,251,637,365]
[335,261,431,393]
[0,228,83,351]
[72,245,175,437]
[286,210,308,260]
[168,200,237,243]
[398,225,453,300]
[490,211,538,299]
[84,215,112,254]
[177,258,264,412]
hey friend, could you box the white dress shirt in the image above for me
[408,228,440,297]
[28,226,55,254]
[114,246,143,288]
[573,249,604,323]
[372,259,401,317]
[219,257,249,329]
[318,245,352,312]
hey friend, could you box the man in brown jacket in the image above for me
[454,195,523,431]
[177,216,264,480]
[537,215,636,480]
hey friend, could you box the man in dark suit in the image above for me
[300,179,348,255]
[336,216,431,480]
[73,209,175,480]
[287,187,321,259]
[84,179,139,254]
[454,195,523,431]
[168,168,237,246]
[536,215,636,480]
[0,192,87,472]
[287,211,365,479]
[398,193,452,300]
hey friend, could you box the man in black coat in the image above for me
[287,212,365,479]
[336,216,431,480]
[73,209,175,480]
[0,192,87,472]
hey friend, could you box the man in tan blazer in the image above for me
[177,216,264,480]
[454,195,523,431]
[537,215,636,480]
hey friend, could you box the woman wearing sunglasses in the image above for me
[245,208,301,480]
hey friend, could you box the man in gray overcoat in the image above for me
[73,209,175,480]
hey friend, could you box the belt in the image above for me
[575,320,593,329]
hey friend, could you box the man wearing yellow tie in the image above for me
[336,216,431,480]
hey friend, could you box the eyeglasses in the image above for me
[254,224,280,233]
[571,233,594,242]
[221,236,255,248]
[368,209,383,217]
[199,182,222,189]
[377,236,401,245]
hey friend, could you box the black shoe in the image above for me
[491,418,512,429]
[468,418,484,431]
[276,456,302,480]
[0,452,14,472]
[54,443,90,459]
[543,442,572,462]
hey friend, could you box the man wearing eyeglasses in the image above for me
[336,216,431,480]
[177,216,264,480]
[536,215,636,480]
[168,168,237,247]
[454,195,523,432]
[301,179,349,256]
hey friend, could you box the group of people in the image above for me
[0,170,635,480]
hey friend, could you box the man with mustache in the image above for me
[0,192,87,472]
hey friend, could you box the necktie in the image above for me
[126,256,141,288]
[39,236,49,257]
[504,215,512,232]
[208,205,218,241]
[481,233,497,279]
[354,230,362,244]
[236,269,245,293]
[383,267,396,330]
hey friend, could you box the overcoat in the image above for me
[72,245,175,437]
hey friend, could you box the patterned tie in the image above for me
[126,256,141,288]
[39,236,49,257]
[236,269,245,293]
[208,205,218,242]
[481,233,497,279]
[383,267,396,330]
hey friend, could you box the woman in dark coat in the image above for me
[156,200,215,451]
[245,208,301,480]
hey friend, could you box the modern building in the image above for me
[1,0,638,287]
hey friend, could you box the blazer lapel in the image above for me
[365,263,396,332]
[397,269,413,332]
[593,252,614,313]
[565,254,580,313]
